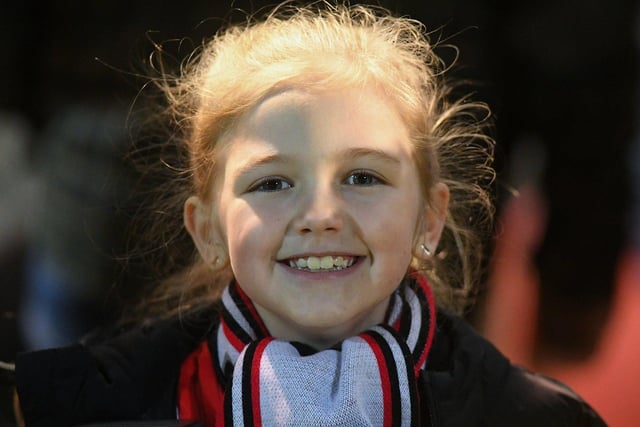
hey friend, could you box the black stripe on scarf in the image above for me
[398,286,413,344]
[366,329,403,427]
[228,284,266,339]
[410,281,430,371]
[380,325,421,427]
[220,304,254,347]
[206,318,231,388]
[290,341,319,356]
[240,341,259,427]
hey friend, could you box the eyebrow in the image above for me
[340,147,402,165]
[232,152,293,180]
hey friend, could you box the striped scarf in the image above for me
[178,274,436,426]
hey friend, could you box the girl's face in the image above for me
[186,86,448,349]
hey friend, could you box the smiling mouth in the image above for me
[284,255,358,272]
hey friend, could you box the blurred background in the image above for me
[1,1,639,425]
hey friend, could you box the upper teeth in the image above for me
[288,256,355,271]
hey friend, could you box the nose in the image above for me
[294,183,344,235]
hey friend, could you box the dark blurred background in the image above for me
[1,0,639,424]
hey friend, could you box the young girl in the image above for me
[11,2,604,426]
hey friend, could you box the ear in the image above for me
[184,195,226,267]
[415,182,450,260]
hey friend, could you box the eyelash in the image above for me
[247,170,385,193]
[248,177,293,192]
[343,169,385,186]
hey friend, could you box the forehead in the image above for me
[221,86,414,159]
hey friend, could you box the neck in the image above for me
[254,298,390,350]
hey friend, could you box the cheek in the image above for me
[222,200,285,265]
[360,201,417,259]
[365,220,415,293]
[224,209,258,255]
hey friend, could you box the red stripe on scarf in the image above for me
[361,334,393,427]
[178,341,225,424]
[222,319,245,353]
[412,273,436,376]
[235,284,270,337]
[251,338,274,427]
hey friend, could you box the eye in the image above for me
[344,170,384,186]
[248,177,293,192]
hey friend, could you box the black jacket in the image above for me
[12,309,605,426]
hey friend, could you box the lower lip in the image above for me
[278,257,363,280]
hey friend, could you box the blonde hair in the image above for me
[132,1,494,320]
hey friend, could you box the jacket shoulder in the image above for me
[422,311,606,427]
[15,308,216,426]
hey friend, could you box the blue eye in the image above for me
[249,177,293,192]
[344,170,383,186]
